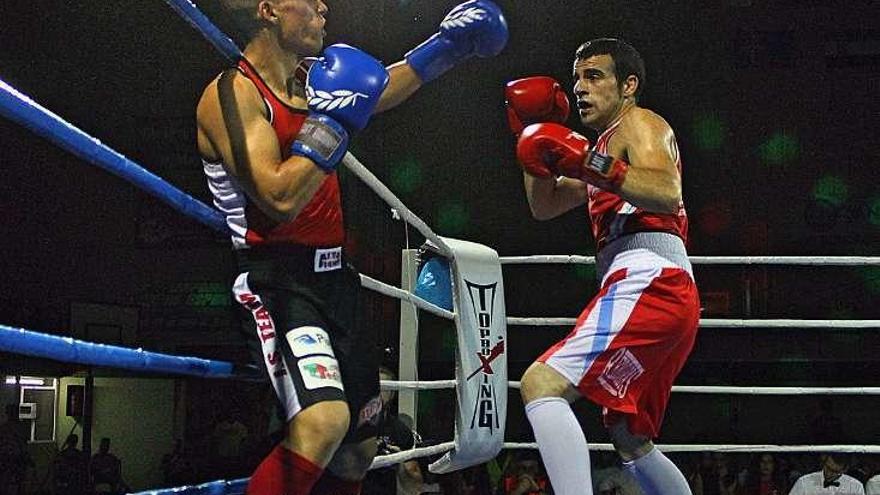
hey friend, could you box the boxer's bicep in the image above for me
[199,72,328,221]
[617,113,681,213]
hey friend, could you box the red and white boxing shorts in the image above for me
[539,249,700,438]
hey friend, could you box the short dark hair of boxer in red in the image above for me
[575,38,646,100]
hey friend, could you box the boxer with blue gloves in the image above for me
[195,1,507,494]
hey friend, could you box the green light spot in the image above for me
[185,282,229,307]
[692,114,725,151]
[812,176,849,206]
[862,267,880,294]
[573,263,596,281]
[390,157,423,194]
[759,132,799,165]
[437,202,470,234]
[868,197,880,227]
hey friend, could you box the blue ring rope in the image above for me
[130,477,249,495]
[0,325,237,378]
[0,79,228,234]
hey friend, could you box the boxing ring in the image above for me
[2,1,880,493]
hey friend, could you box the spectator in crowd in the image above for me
[866,472,880,495]
[863,457,880,494]
[363,365,424,495]
[91,437,129,495]
[438,464,492,495]
[209,408,250,478]
[501,451,551,495]
[738,453,786,495]
[52,433,89,495]
[0,404,33,495]
[788,453,864,495]
[161,438,193,487]
[692,452,739,495]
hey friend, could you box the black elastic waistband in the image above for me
[235,245,344,272]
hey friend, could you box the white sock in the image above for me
[524,397,593,495]
[623,446,692,495]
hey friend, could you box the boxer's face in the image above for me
[573,54,635,131]
[265,0,327,56]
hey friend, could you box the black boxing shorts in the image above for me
[232,245,381,443]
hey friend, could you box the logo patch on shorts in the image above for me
[298,355,344,390]
[287,326,334,358]
[314,247,342,272]
[598,348,644,399]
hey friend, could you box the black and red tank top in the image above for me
[587,117,689,251]
[203,58,344,249]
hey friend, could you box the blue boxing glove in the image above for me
[306,44,390,132]
[289,113,349,173]
[405,0,508,84]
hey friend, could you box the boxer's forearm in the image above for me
[523,174,587,220]
[374,62,422,113]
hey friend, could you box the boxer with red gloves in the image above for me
[195,1,506,494]
[507,40,699,495]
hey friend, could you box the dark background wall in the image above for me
[1,0,879,445]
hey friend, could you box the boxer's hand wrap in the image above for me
[582,149,629,192]
[505,76,571,136]
[405,0,508,83]
[289,113,349,173]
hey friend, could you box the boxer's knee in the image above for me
[285,400,351,465]
[608,419,653,461]
[520,361,578,405]
[325,438,377,481]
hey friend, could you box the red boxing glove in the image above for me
[516,123,629,191]
[505,76,570,136]
[516,123,588,178]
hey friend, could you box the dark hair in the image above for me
[574,38,646,99]
[744,453,786,492]
[825,452,853,468]
[378,364,396,379]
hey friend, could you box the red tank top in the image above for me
[587,117,689,251]
[203,59,344,249]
